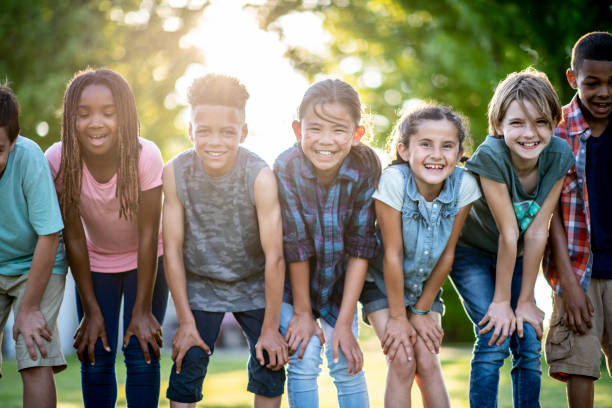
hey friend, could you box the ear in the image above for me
[566,68,578,89]
[456,146,464,162]
[188,122,194,143]
[494,123,503,137]
[397,142,410,162]
[240,123,248,143]
[352,125,365,145]
[292,120,302,143]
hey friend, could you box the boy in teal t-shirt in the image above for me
[0,84,67,408]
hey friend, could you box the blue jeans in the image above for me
[279,302,369,408]
[75,257,169,408]
[450,247,541,408]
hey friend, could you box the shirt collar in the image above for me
[565,94,590,137]
[404,165,456,204]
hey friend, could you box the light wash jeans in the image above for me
[450,247,541,408]
[279,302,369,408]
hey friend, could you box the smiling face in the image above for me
[189,104,247,177]
[496,99,553,169]
[76,84,119,160]
[294,102,363,185]
[567,59,612,127]
[397,119,461,201]
[0,127,16,179]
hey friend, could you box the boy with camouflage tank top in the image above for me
[163,74,287,408]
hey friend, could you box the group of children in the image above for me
[0,31,609,408]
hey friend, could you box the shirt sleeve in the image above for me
[274,158,315,263]
[372,166,405,211]
[345,175,377,259]
[138,139,164,191]
[23,145,64,236]
[465,142,507,184]
[457,170,482,208]
[44,142,62,192]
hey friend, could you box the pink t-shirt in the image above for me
[46,138,164,273]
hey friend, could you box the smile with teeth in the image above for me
[518,141,540,148]
[424,164,444,169]
[206,151,226,157]
[316,150,335,157]
[89,134,107,139]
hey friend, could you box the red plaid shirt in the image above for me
[543,96,592,294]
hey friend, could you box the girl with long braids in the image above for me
[45,68,168,408]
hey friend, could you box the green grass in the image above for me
[2,337,611,407]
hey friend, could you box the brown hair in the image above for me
[60,68,141,220]
[0,83,20,143]
[297,79,381,185]
[488,68,561,137]
[389,103,469,166]
[187,73,249,113]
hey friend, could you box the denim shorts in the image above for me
[166,308,285,403]
[359,281,444,324]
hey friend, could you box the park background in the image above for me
[1,0,612,406]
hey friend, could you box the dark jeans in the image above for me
[75,257,168,408]
[166,308,285,403]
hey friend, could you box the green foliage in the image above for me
[256,0,612,149]
[0,0,207,156]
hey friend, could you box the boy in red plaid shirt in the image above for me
[544,31,612,408]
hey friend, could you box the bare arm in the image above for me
[549,206,594,334]
[515,178,564,338]
[376,200,416,362]
[252,167,288,370]
[479,176,519,345]
[122,185,163,363]
[12,233,59,359]
[411,204,472,353]
[162,163,209,374]
[63,206,110,363]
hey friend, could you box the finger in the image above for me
[478,320,494,335]
[200,339,211,355]
[123,330,132,348]
[35,335,48,359]
[332,339,340,364]
[402,341,413,361]
[12,325,18,341]
[478,314,490,327]
[256,344,265,366]
[175,349,185,374]
[316,326,325,345]
[76,341,86,364]
[42,323,53,342]
[516,316,524,338]
[297,338,307,361]
[496,323,509,346]
[488,325,501,346]
[25,336,38,360]
[282,342,289,364]
[138,338,151,364]
[423,335,436,354]
[267,350,278,369]
[88,339,96,366]
[150,338,161,361]
[537,321,544,340]
[353,348,363,374]
[587,297,595,316]
[567,312,578,334]
[428,332,440,354]
[388,339,402,362]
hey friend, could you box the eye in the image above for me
[536,119,549,126]
[420,141,430,148]
[222,129,236,137]
[196,129,210,136]
[103,110,116,117]
[442,143,455,149]
[77,110,89,118]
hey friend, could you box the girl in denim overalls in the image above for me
[361,105,480,407]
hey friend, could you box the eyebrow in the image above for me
[77,103,116,109]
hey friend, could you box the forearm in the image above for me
[289,261,313,315]
[133,232,158,310]
[520,230,548,301]
[337,256,367,327]
[65,229,100,314]
[549,211,581,291]
[494,234,518,302]
[383,250,408,318]
[19,233,59,311]
[164,248,194,325]
[262,254,285,329]
[415,251,453,312]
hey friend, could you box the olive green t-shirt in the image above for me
[458,135,574,255]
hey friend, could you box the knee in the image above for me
[388,351,416,383]
[123,342,160,371]
[415,353,441,379]
[473,335,511,365]
[288,354,322,380]
[20,365,53,382]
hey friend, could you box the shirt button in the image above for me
[433,203,438,208]
[419,268,424,272]
[424,250,429,255]
[427,226,432,231]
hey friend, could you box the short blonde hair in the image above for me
[487,67,561,137]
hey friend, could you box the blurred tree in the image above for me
[0,0,208,157]
[255,0,612,150]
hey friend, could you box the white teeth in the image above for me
[425,164,443,169]
[317,151,333,156]
[206,151,224,157]
[520,142,538,147]
[90,135,106,139]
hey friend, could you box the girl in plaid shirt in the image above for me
[274,79,381,408]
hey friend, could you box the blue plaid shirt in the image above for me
[274,145,377,325]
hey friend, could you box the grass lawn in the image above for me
[2,335,611,407]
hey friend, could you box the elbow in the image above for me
[524,225,549,247]
[499,226,520,249]
[266,252,285,273]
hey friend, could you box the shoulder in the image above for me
[138,138,163,164]
[273,145,300,171]
[168,148,195,169]
[240,146,268,170]
[13,136,48,169]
